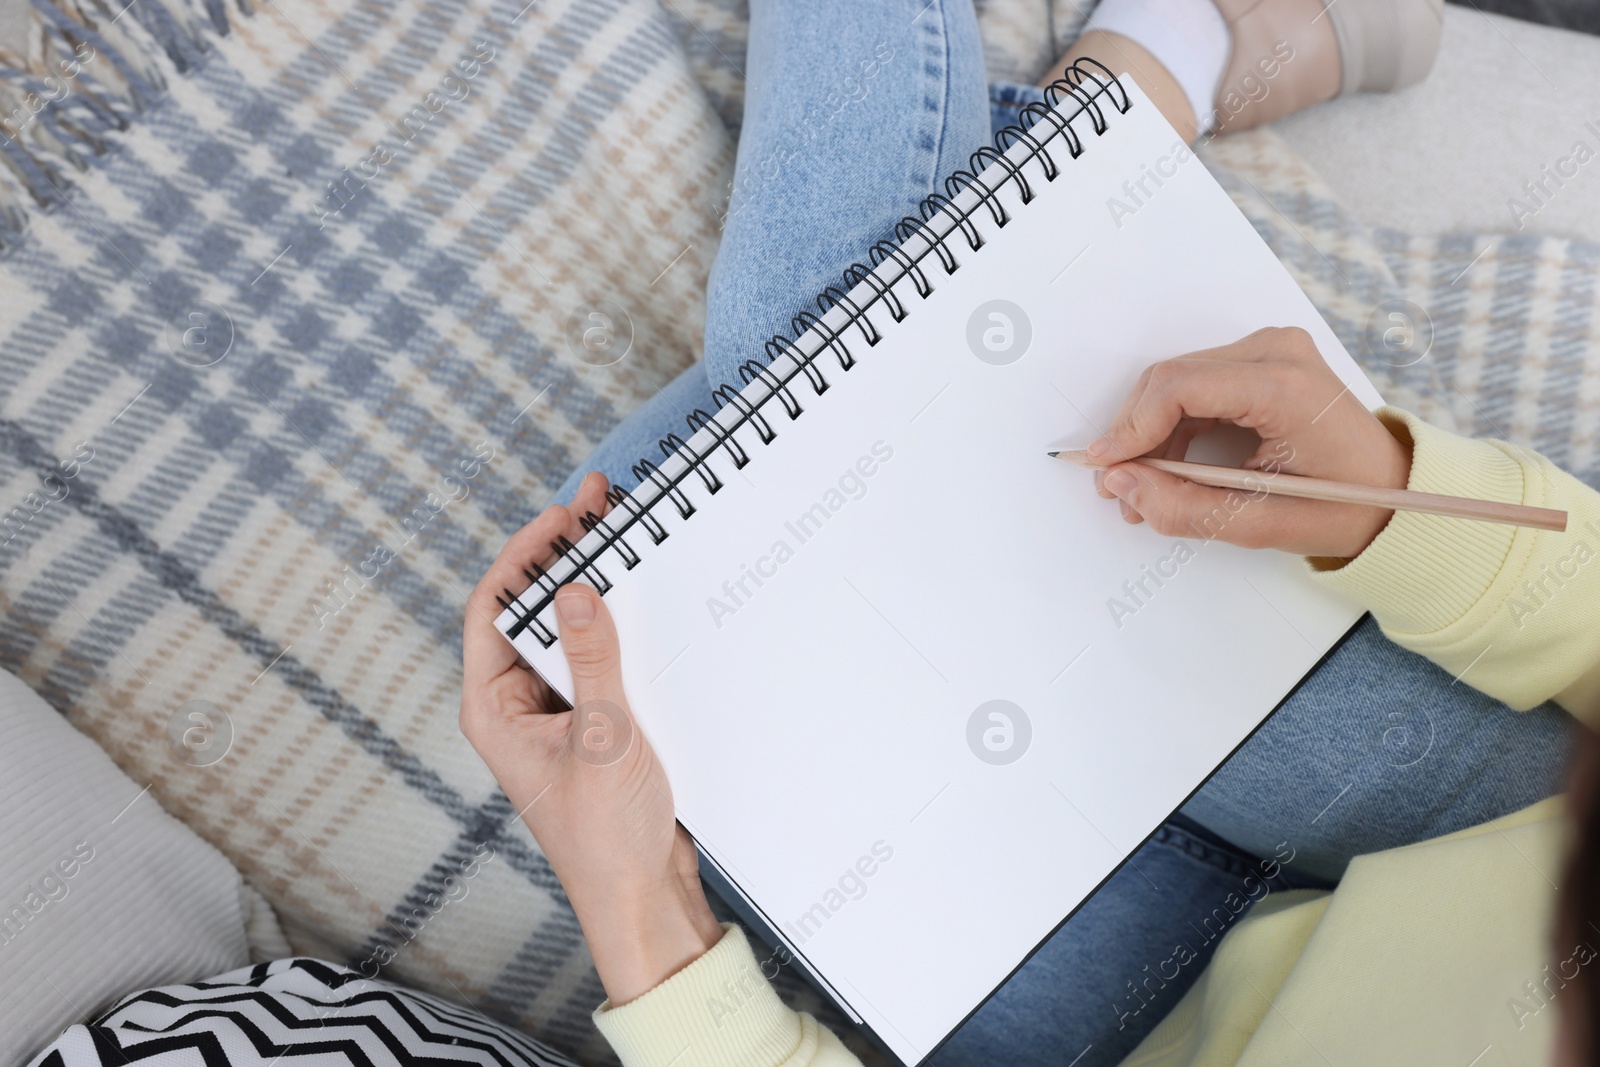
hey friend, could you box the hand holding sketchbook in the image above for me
[497,65,1384,1064]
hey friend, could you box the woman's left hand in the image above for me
[461,471,722,1005]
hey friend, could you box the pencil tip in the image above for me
[1046,451,1060,457]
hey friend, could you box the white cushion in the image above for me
[1273,7,1600,244]
[0,670,284,1064]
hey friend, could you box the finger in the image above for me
[1102,463,1279,546]
[1243,438,1298,475]
[568,470,611,521]
[532,473,616,578]
[1097,419,1205,500]
[1092,360,1274,464]
[464,503,581,691]
[1094,331,1283,458]
[1093,357,1170,468]
[554,583,628,705]
[1171,326,1291,365]
[552,583,637,765]
[544,473,615,572]
[463,471,617,689]
[1159,417,1216,460]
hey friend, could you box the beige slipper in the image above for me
[1211,0,1445,133]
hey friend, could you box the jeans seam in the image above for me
[989,83,1039,111]
[927,0,953,195]
[1153,825,1260,880]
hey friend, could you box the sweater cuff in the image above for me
[1307,408,1525,635]
[594,924,804,1067]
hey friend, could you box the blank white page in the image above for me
[501,78,1378,1065]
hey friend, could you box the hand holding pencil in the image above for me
[1071,327,1563,559]
[1053,450,1566,533]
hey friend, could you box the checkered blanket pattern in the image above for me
[0,0,1595,1063]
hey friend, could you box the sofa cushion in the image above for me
[0,669,283,1065]
[25,957,579,1066]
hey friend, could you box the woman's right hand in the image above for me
[1088,326,1413,559]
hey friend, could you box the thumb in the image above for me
[1103,463,1275,546]
[553,584,635,767]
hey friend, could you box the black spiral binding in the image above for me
[499,59,1131,648]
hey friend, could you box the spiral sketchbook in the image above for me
[498,66,1380,1065]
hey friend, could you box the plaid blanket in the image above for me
[1,0,1596,1063]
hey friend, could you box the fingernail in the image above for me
[1104,469,1136,497]
[554,586,595,627]
[1087,437,1112,458]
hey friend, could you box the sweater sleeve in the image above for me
[593,924,862,1067]
[1309,408,1600,725]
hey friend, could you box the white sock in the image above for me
[1082,0,1230,134]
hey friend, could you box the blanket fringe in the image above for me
[0,0,251,255]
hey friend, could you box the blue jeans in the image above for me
[557,3,1577,1064]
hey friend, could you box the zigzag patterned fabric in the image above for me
[26,958,580,1065]
[0,0,1596,1064]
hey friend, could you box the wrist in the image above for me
[573,871,723,1005]
[1310,410,1528,627]
[1333,412,1416,559]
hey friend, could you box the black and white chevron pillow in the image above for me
[28,958,582,1066]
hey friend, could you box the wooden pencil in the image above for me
[1049,450,1567,533]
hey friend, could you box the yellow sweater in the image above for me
[593,411,1600,1067]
